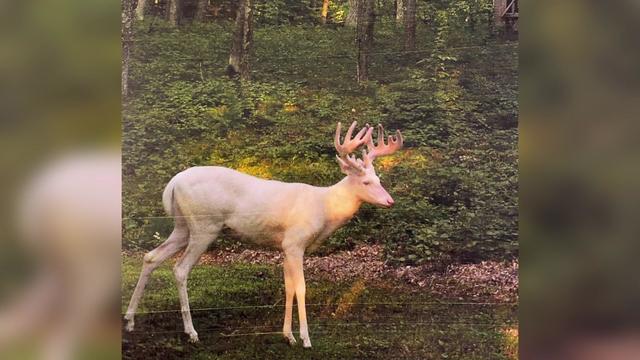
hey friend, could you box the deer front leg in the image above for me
[284,250,311,348]
[282,259,296,345]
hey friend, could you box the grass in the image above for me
[122,255,517,359]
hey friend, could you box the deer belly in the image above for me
[225,218,285,248]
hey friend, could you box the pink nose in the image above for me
[386,198,395,207]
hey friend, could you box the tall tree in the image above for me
[122,0,135,97]
[321,0,330,24]
[195,0,209,22]
[228,0,254,80]
[493,0,507,28]
[356,0,375,84]
[403,0,416,50]
[345,0,358,27]
[395,0,404,23]
[167,0,182,26]
[135,0,147,21]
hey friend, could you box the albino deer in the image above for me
[124,122,403,348]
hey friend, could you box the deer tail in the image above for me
[162,175,179,217]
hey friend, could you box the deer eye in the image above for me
[363,181,371,186]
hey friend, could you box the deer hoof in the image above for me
[284,333,297,346]
[187,331,199,343]
[125,319,135,332]
[300,333,311,348]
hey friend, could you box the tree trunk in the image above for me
[321,0,330,24]
[395,0,404,23]
[228,0,253,80]
[195,0,209,22]
[135,0,147,21]
[493,0,506,28]
[356,0,374,84]
[403,0,416,50]
[345,0,358,27]
[122,0,135,97]
[166,0,182,26]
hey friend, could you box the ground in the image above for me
[122,246,518,359]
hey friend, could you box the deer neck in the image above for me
[324,177,362,224]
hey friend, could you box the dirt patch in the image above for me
[195,244,518,303]
[393,258,519,303]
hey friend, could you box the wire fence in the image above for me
[123,301,518,336]
[124,316,519,336]
[121,203,518,221]
[126,322,519,337]
[122,300,517,316]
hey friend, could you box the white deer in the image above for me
[124,122,403,348]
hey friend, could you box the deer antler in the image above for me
[365,124,403,165]
[334,121,371,157]
[334,121,371,174]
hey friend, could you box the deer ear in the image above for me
[336,155,352,175]
[362,149,373,168]
[336,155,363,176]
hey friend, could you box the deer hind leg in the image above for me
[124,224,189,331]
[173,224,220,343]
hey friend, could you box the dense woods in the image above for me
[123,0,518,267]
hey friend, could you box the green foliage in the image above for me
[124,2,517,266]
[254,0,318,25]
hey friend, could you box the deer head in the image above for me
[334,121,404,208]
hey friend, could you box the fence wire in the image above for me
[125,321,518,337]
[122,300,517,316]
